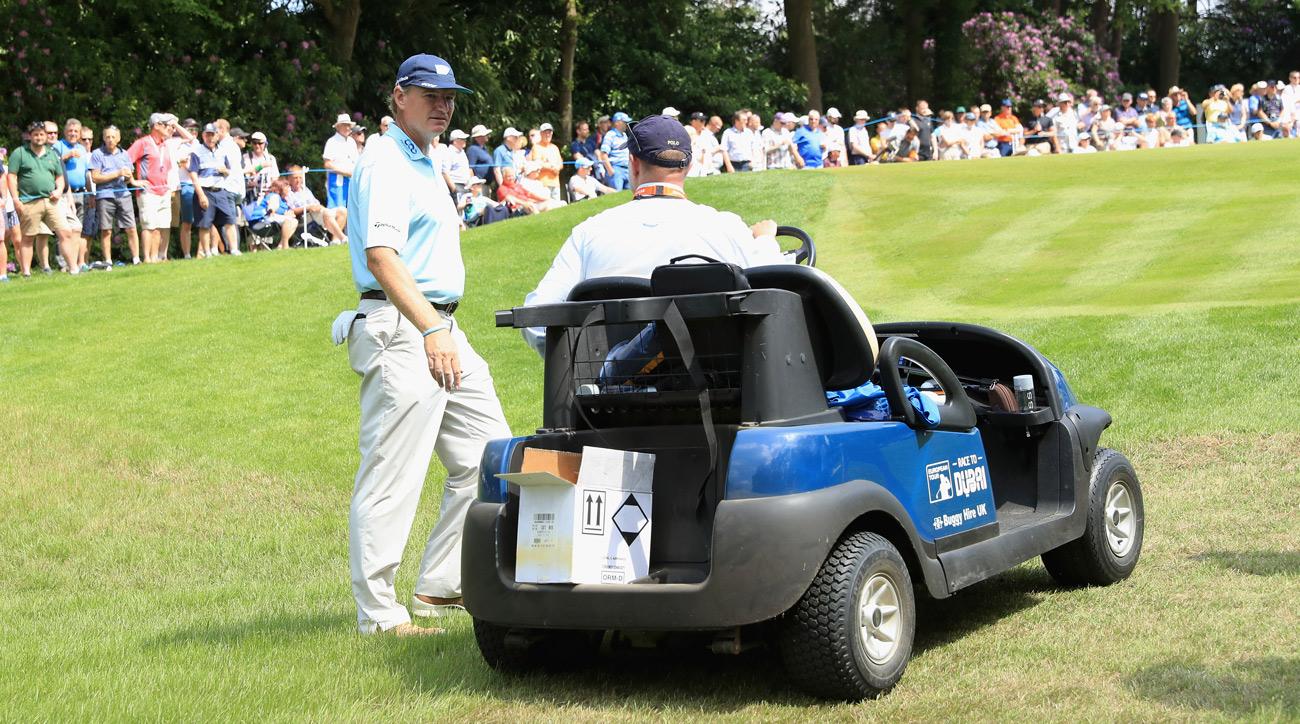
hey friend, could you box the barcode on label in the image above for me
[534,513,555,522]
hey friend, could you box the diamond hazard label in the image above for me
[612,493,649,545]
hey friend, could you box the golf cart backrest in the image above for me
[744,265,879,390]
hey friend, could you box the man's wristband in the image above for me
[421,323,450,338]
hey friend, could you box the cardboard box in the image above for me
[501,446,656,585]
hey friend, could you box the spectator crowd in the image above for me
[3,72,1298,282]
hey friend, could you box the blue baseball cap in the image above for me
[628,114,691,169]
[574,156,595,168]
[395,54,473,94]
[612,111,631,123]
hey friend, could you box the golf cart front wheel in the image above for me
[1042,448,1145,586]
[778,531,916,700]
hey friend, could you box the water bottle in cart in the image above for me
[1013,374,1035,412]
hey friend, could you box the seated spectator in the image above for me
[244,177,297,250]
[1023,100,1057,155]
[1228,84,1249,142]
[821,108,847,168]
[963,111,996,158]
[976,104,1000,155]
[1092,106,1124,150]
[1258,82,1285,138]
[497,167,560,214]
[461,177,508,226]
[243,131,279,201]
[937,111,967,160]
[1053,94,1079,151]
[1166,127,1193,147]
[1249,122,1271,141]
[993,99,1022,156]
[284,163,346,244]
[1074,132,1098,154]
[568,157,615,201]
[891,127,920,162]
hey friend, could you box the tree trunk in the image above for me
[1153,7,1180,91]
[904,0,925,103]
[1089,0,1110,44]
[783,0,822,110]
[314,0,362,64]
[932,0,973,108]
[557,0,579,142]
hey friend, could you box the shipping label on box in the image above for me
[502,446,655,585]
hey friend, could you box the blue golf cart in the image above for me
[463,229,1144,700]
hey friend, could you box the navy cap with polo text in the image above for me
[628,114,692,169]
[396,54,474,94]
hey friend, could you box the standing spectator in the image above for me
[379,116,393,135]
[351,126,368,152]
[244,132,279,201]
[744,113,766,171]
[76,126,97,269]
[914,100,935,161]
[763,113,803,170]
[126,113,183,264]
[567,157,615,201]
[1202,85,1233,144]
[792,110,825,168]
[55,119,90,250]
[441,130,473,195]
[721,111,753,173]
[0,160,8,282]
[188,123,236,259]
[7,121,79,276]
[1054,94,1080,152]
[323,113,358,209]
[89,125,140,267]
[687,112,720,177]
[284,163,346,244]
[847,110,872,164]
[1282,71,1300,136]
[171,118,200,260]
[529,123,564,200]
[466,125,493,184]
[598,112,632,190]
[213,119,245,254]
[570,120,597,163]
[822,108,847,167]
[492,127,524,187]
[1170,86,1199,141]
[960,111,990,158]
[993,100,1022,156]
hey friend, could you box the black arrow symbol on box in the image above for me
[595,495,603,523]
[585,494,594,525]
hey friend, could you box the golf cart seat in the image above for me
[567,276,653,302]
[744,265,878,390]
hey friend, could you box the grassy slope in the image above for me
[1,142,1297,721]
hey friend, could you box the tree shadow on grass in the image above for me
[382,566,1054,710]
[1192,550,1300,577]
[1128,656,1300,716]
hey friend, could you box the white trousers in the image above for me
[347,298,510,633]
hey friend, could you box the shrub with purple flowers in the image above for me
[961,12,1120,108]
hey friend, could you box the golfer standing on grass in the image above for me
[344,54,510,636]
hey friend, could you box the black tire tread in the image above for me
[778,531,914,700]
[1042,447,1143,586]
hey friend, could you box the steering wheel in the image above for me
[777,225,817,267]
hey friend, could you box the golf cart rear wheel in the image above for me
[473,618,601,673]
[1042,448,1144,586]
[778,531,916,700]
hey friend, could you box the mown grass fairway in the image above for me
[2,141,1298,721]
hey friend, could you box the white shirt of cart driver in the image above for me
[521,182,787,352]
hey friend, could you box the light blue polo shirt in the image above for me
[55,139,89,190]
[347,124,464,303]
[600,128,630,167]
